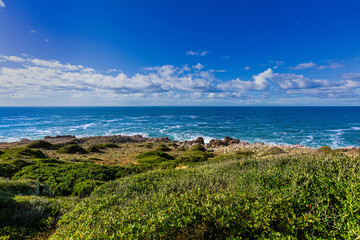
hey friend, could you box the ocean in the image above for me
[1,106,360,148]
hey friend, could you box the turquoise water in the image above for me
[1,107,360,148]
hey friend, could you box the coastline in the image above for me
[2,133,358,152]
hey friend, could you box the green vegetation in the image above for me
[264,146,285,155]
[0,178,75,240]
[26,140,54,150]
[190,143,206,152]
[87,145,103,153]
[1,139,360,239]
[13,162,141,196]
[135,150,175,165]
[316,146,333,154]
[155,144,172,152]
[96,143,119,149]
[57,144,88,154]
[52,153,360,239]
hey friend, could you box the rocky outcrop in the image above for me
[207,136,241,148]
[182,137,205,146]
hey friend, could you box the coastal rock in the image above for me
[207,136,240,148]
[18,138,31,143]
[44,135,76,140]
[182,137,205,146]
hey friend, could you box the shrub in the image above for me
[143,143,153,149]
[155,144,172,152]
[13,162,141,196]
[73,180,104,198]
[135,151,174,160]
[0,150,4,156]
[57,145,88,154]
[52,154,360,239]
[26,140,53,150]
[316,146,332,154]
[97,143,119,149]
[264,147,285,155]
[235,150,254,157]
[176,151,213,163]
[190,144,206,152]
[168,143,178,148]
[87,145,103,153]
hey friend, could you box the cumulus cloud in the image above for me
[186,50,208,56]
[217,68,274,92]
[244,66,250,71]
[290,62,317,70]
[0,0,5,8]
[1,54,359,103]
[273,72,360,98]
[192,63,204,70]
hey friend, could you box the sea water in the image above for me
[1,106,360,148]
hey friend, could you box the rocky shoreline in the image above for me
[2,134,359,153]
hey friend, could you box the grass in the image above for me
[26,140,54,150]
[2,139,360,239]
[51,153,360,239]
[56,145,88,154]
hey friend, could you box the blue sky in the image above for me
[0,0,360,106]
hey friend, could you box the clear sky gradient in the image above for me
[0,0,360,106]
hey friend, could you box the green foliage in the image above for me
[0,148,46,160]
[26,140,54,150]
[57,144,88,154]
[52,154,360,239]
[135,151,175,165]
[73,180,104,198]
[13,162,141,196]
[87,145,103,153]
[0,178,73,240]
[168,142,178,147]
[0,148,46,178]
[190,144,206,152]
[0,150,4,156]
[141,143,153,148]
[264,146,285,155]
[155,144,172,152]
[316,146,333,154]
[135,151,174,160]
[176,150,213,163]
[96,143,119,149]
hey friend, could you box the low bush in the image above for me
[190,144,206,152]
[87,145,103,153]
[176,150,213,163]
[155,144,172,152]
[13,162,141,196]
[97,143,119,149]
[73,180,104,198]
[135,151,174,160]
[264,147,285,155]
[57,145,88,154]
[52,154,360,239]
[26,140,54,150]
[316,146,333,154]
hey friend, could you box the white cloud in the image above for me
[290,62,317,70]
[244,66,250,71]
[342,73,360,80]
[218,68,273,92]
[1,54,359,103]
[186,50,208,56]
[44,38,50,42]
[30,30,38,34]
[0,0,5,8]
[317,62,345,70]
[192,63,204,70]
